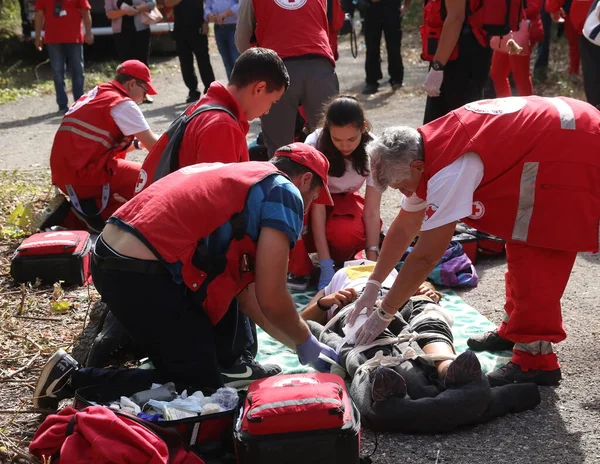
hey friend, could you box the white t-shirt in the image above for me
[305,129,376,194]
[401,153,484,231]
[110,100,150,136]
[583,0,600,46]
[323,261,398,321]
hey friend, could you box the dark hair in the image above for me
[270,156,323,190]
[114,73,144,87]
[317,95,372,178]
[229,48,290,92]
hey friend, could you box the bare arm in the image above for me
[370,207,424,283]
[299,289,327,324]
[433,0,465,65]
[82,9,94,44]
[164,0,181,7]
[310,204,331,260]
[255,227,311,345]
[134,128,159,150]
[34,10,45,50]
[135,0,156,13]
[382,221,456,312]
[237,283,296,349]
[235,0,256,53]
[363,185,382,261]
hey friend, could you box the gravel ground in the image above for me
[0,34,599,464]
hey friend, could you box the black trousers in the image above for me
[580,35,600,110]
[423,29,491,124]
[363,2,404,86]
[114,20,151,65]
[72,236,252,393]
[174,25,216,93]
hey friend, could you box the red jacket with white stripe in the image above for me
[50,81,134,186]
[416,96,600,252]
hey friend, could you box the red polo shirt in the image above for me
[178,82,251,166]
[35,0,91,44]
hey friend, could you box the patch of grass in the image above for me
[0,0,21,37]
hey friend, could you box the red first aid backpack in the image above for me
[234,373,361,464]
[10,230,92,286]
[136,104,236,194]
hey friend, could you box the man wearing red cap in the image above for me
[49,60,160,231]
[34,143,338,408]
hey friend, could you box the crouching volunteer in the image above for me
[48,60,159,232]
[345,96,600,387]
[34,143,338,409]
[302,262,541,432]
[135,48,289,194]
[287,96,382,291]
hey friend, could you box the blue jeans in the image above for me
[214,24,240,80]
[46,43,85,110]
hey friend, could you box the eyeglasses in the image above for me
[136,81,149,95]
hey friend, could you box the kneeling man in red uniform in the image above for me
[49,60,160,231]
[345,96,600,386]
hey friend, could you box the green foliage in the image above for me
[0,0,21,36]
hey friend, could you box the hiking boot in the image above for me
[467,330,514,352]
[487,362,562,387]
[443,351,482,388]
[371,366,406,403]
[287,273,310,291]
[221,353,282,388]
[361,83,378,95]
[186,90,201,103]
[33,349,79,409]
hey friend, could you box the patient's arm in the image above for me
[300,288,358,324]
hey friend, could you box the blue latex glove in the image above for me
[310,343,339,373]
[296,333,340,373]
[318,258,335,290]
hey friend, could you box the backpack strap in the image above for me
[153,103,237,182]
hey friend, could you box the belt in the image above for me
[92,252,169,276]
[214,23,236,28]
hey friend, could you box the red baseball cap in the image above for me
[116,60,158,95]
[274,143,334,206]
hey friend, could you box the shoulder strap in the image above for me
[154,103,238,182]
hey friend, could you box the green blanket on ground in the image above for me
[255,290,511,375]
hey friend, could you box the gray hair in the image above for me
[367,126,423,191]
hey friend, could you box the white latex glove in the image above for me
[346,280,381,326]
[424,68,444,97]
[354,302,395,345]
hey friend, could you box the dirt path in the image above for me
[1,35,599,464]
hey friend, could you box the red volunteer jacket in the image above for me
[252,0,335,65]
[416,96,600,252]
[328,0,346,60]
[137,82,250,193]
[50,82,134,186]
[113,162,280,324]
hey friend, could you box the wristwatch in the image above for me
[431,60,445,71]
[366,246,380,255]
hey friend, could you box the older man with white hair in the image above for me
[345,95,600,387]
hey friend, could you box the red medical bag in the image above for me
[10,231,92,286]
[234,373,361,464]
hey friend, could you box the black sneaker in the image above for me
[186,90,201,104]
[361,83,378,95]
[467,330,514,352]
[389,80,403,91]
[444,351,482,388]
[34,194,71,231]
[487,362,562,387]
[371,366,406,403]
[287,273,310,291]
[33,349,79,409]
[221,353,282,388]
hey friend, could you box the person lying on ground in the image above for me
[303,262,541,433]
